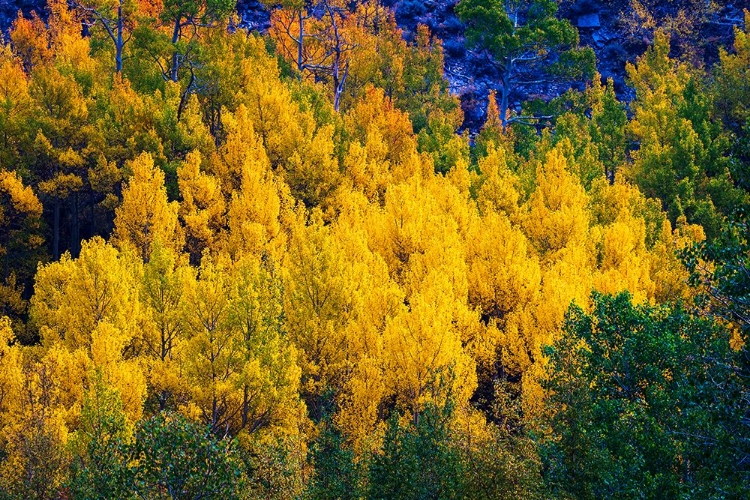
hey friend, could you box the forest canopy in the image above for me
[0,0,748,498]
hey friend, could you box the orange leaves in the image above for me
[382,273,476,415]
[10,12,52,70]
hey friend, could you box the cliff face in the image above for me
[390,0,748,129]
[0,0,746,131]
[0,0,39,32]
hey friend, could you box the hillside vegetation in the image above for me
[0,0,748,498]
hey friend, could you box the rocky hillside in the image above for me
[1,0,747,130]
[384,0,747,129]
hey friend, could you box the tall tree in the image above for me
[73,0,138,72]
[542,292,748,498]
[269,0,357,111]
[456,0,595,127]
[130,412,245,499]
[626,31,749,238]
[712,9,750,191]
[113,152,182,261]
[369,402,466,500]
[160,0,236,83]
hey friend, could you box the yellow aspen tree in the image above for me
[47,0,94,67]
[235,52,315,170]
[283,123,341,211]
[372,173,484,406]
[20,2,108,259]
[474,89,515,159]
[0,351,72,499]
[0,45,33,170]
[0,318,27,490]
[522,145,590,261]
[370,174,466,297]
[177,150,227,262]
[226,45,343,211]
[88,321,147,421]
[382,271,477,423]
[360,171,480,426]
[329,217,403,453]
[342,127,392,202]
[592,213,654,303]
[282,213,355,409]
[87,156,122,216]
[220,108,294,261]
[0,317,23,419]
[342,3,405,103]
[0,171,44,325]
[649,216,705,303]
[211,104,272,196]
[9,0,93,71]
[586,175,698,304]
[95,76,165,170]
[171,92,216,161]
[488,230,585,385]
[179,253,305,438]
[587,178,656,303]
[225,164,287,261]
[515,146,594,415]
[533,252,592,348]
[521,244,593,420]
[29,238,147,421]
[113,152,183,261]
[343,86,422,202]
[140,241,190,411]
[227,255,305,441]
[474,143,522,222]
[466,211,541,367]
[31,237,141,352]
[36,344,90,423]
[178,253,242,432]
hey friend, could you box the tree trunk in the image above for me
[115,0,123,73]
[171,18,181,82]
[500,86,510,128]
[89,189,96,238]
[241,385,249,430]
[297,10,304,74]
[332,46,349,113]
[333,61,349,113]
[70,192,80,258]
[500,66,512,128]
[53,196,60,260]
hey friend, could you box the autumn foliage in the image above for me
[0,0,747,498]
